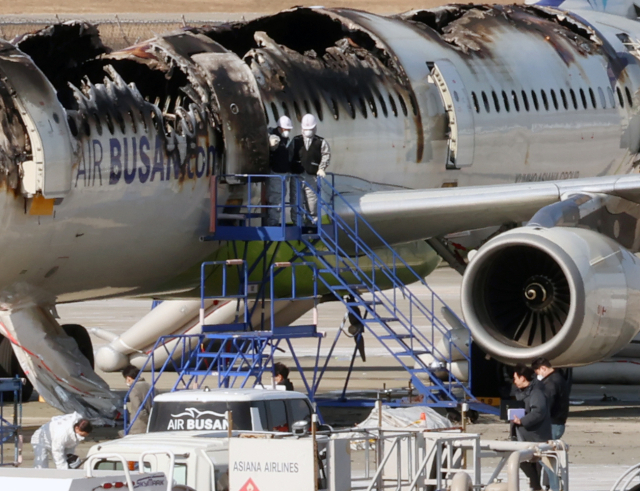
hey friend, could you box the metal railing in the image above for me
[0,377,22,466]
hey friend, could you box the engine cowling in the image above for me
[461,226,640,366]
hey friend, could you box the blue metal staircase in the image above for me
[124,173,489,434]
[291,175,474,406]
[208,174,474,405]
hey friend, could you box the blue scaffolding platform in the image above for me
[124,173,497,433]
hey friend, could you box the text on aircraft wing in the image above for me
[334,174,640,246]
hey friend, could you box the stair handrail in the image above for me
[295,175,470,366]
[290,175,472,396]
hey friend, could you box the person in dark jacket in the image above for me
[512,363,552,491]
[291,114,330,225]
[267,116,295,226]
[532,357,570,439]
[274,362,294,391]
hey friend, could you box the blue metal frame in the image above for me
[124,172,499,433]
[0,377,22,466]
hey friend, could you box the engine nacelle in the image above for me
[461,227,640,366]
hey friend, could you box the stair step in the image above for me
[395,351,430,356]
[197,353,264,359]
[378,334,413,340]
[363,316,399,323]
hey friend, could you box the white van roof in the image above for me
[153,388,310,403]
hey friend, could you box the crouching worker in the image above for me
[31,412,93,469]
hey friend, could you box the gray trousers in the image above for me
[266,172,288,226]
[299,172,318,225]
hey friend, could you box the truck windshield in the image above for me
[148,401,253,432]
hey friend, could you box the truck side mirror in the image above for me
[292,420,309,436]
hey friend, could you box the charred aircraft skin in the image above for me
[1,5,640,416]
[0,6,638,305]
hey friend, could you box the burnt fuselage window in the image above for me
[589,88,597,109]
[482,91,490,112]
[330,99,339,120]
[511,90,520,112]
[560,89,568,110]
[531,90,539,111]
[397,93,408,117]
[313,99,323,121]
[281,101,290,117]
[388,94,398,117]
[579,88,587,109]
[271,102,280,121]
[541,90,549,111]
[303,100,312,115]
[472,92,480,113]
[570,89,578,109]
[502,91,510,112]
[368,97,378,118]
[626,86,634,107]
[378,95,388,117]
[359,97,368,118]
[617,87,625,108]
[521,90,530,111]
[346,96,356,119]
[550,89,558,110]
[293,101,302,121]
[492,91,500,112]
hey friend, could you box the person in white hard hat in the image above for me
[31,412,93,469]
[291,114,331,225]
[267,115,295,226]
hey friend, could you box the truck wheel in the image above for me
[62,324,95,369]
[0,335,34,401]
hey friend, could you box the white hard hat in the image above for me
[277,115,293,130]
[301,114,317,130]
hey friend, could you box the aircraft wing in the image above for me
[334,174,640,246]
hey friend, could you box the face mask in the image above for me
[536,374,543,381]
[281,130,290,138]
[302,129,315,138]
[75,433,85,442]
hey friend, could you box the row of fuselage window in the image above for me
[470,85,634,114]
[264,90,419,125]
[263,83,635,126]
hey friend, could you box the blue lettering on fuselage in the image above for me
[76,136,216,187]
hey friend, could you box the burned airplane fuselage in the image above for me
[0,6,637,305]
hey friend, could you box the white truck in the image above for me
[145,388,314,433]
[88,388,328,491]
[0,453,169,491]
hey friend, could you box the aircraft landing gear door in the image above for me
[428,60,475,170]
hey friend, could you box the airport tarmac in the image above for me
[1,267,637,489]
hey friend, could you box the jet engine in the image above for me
[461,226,640,366]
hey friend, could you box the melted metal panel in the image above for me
[0,41,75,198]
[193,52,269,175]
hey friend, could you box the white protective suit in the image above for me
[31,411,85,469]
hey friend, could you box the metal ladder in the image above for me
[290,175,474,405]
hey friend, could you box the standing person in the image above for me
[31,412,93,469]
[122,364,152,435]
[531,357,570,439]
[274,362,294,391]
[292,114,330,225]
[511,363,552,491]
[267,116,295,226]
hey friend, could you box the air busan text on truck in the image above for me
[3,0,640,416]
